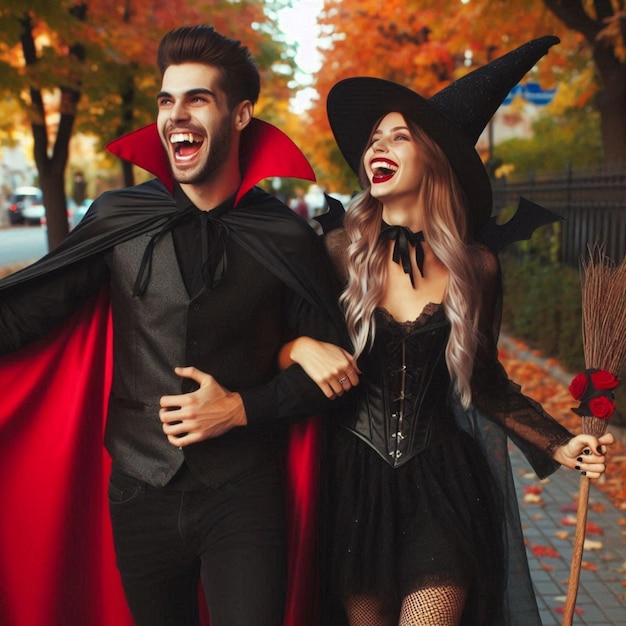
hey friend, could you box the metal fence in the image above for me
[492,165,626,266]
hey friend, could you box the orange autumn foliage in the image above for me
[301,0,582,192]
[0,1,292,142]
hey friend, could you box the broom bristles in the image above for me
[578,246,626,437]
[580,245,626,375]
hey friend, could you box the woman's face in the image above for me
[363,112,425,204]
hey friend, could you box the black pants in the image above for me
[108,465,287,626]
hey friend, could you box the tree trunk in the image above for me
[117,71,137,188]
[39,172,70,250]
[543,0,626,165]
[20,10,84,251]
[594,48,626,165]
[118,2,137,189]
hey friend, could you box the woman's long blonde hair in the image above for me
[341,117,481,407]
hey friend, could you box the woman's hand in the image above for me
[552,432,615,479]
[279,336,360,398]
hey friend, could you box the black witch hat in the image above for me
[326,36,559,232]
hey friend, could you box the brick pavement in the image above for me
[500,334,626,624]
[510,443,626,625]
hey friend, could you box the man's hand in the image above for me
[159,367,247,447]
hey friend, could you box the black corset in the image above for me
[343,304,455,468]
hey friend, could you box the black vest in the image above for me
[104,228,279,487]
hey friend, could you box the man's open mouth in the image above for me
[170,132,204,162]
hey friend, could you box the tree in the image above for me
[305,1,462,193]
[495,110,603,175]
[543,0,626,165]
[302,0,621,192]
[80,0,291,187]
[14,3,87,249]
[0,0,297,250]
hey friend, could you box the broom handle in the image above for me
[561,475,591,626]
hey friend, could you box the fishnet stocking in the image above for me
[399,585,467,626]
[343,585,466,626]
[344,594,395,626]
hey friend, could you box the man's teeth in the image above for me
[170,133,200,144]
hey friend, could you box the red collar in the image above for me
[106,118,315,205]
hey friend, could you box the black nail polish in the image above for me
[581,471,587,476]
[577,457,583,462]
[583,449,591,455]
[575,465,581,470]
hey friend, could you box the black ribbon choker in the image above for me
[379,223,425,287]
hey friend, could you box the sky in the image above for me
[276,0,324,112]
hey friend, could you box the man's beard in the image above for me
[171,118,233,186]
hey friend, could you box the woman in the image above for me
[281,38,615,626]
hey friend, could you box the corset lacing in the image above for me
[388,339,412,463]
[345,304,452,468]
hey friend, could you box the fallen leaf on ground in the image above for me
[524,485,542,495]
[523,493,544,505]
[583,539,603,551]
[531,544,561,558]
[555,606,584,616]
[585,521,604,535]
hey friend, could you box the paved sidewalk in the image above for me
[511,443,626,625]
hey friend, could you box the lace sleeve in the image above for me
[470,245,572,478]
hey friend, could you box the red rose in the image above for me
[569,373,589,400]
[589,395,616,419]
[590,370,619,391]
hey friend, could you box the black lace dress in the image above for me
[329,305,505,623]
[321,230,573,626]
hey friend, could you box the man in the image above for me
[0,25,346,626]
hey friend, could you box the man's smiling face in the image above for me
[156,62,234,188]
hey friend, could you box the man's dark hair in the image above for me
[157,25,260,109]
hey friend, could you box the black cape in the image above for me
[0,121,341,626]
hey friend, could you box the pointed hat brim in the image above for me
[326,36,559,232]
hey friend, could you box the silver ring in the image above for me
[338,377,347,384]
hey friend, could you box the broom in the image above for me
[561,245,626,626]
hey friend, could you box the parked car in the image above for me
[21,199,47,225]
[7,186,43,225]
